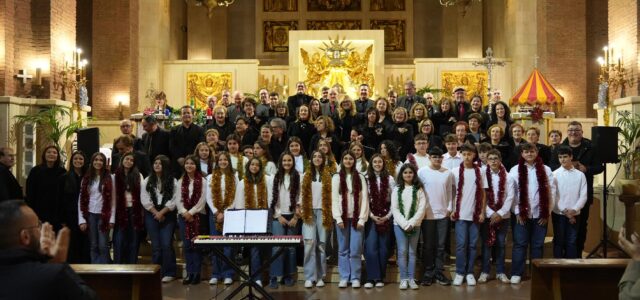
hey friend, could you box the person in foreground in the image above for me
[0,200,96,299]
[619,227,640,299]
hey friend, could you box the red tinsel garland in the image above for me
[451,162,484,224]
[369,174,390,233]
[485,165,507,246]
[114,168,143,231]
[406,153,417,169]
[517,156,551,221]
[340,169,361,228]
[270,170,300,215]
[181,172,203,243]
[79,172,113,233]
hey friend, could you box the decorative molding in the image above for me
[263,20,299,52]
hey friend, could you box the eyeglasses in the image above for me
[22,220,42,231]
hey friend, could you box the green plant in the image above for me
[416,84,444,99]
[616,110,640,180]
[13,106,84,160]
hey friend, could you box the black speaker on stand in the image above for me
[587,126,623,258]
[76,127,100,160]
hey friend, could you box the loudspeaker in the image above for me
[76,127,100,158]
[592,126,620,164]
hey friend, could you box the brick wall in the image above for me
[609,0,639,97]
[50,0,77,100]
[0,0,15,95]
[91,0,139,120]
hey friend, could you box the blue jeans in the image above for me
[208,213,234,279]
[421,218,449,278]
[145,211,177,277]
[302,209,328,282]
[113,208,142,264]
[364,219,391,281]
[455,220,479,275]
[480,219,508,274]
[270,215,298,278]
[512,217,548,276]
[336,219,364,281]
[552,213,579,258]
[178,215,203,275]
[88,213,111,264]
[394,225,420,280]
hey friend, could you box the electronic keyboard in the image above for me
[194,235,302,246]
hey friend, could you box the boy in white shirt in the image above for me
[478,149,515,284]
[476,143,493,170]
[405,134,431,169]
[417,147,454,286]
[450,143,487,286]
[442,134,462,170]
[552,145,587,258]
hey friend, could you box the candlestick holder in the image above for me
[53,48,88,102]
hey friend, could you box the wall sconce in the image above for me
[115,94,130,120]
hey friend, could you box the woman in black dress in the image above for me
[26,145,67,230]
[432,98,457,137]
[287,104,318,153]
[59,151,90,263]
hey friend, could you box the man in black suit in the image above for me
[452,86,471,121]
[141,115,171,164]
[396,80,426,111]
[287,82,313,116]
[111,135,152,177]
[0,200,96,299]
[354,84,374,125]
[170,106,205,178]
[0,147,22,202]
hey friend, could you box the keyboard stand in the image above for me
[207,245,286,300]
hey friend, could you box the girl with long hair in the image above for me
[309,115,340,158]
[287,137,308,174]
[141,155,178,283]
[332,151,370,289]
[78,152,115,264]
[299,151,333,288]
[379,140,403,178]
[363,154,395,288]
[194,142,215,175]
[348,142,368,175]
[317,139,338,174]
[113,152,144,264]
[254,140,277,176]
[59,151,89,263]
[287,104,317,152]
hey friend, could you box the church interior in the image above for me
[1,0,640,299]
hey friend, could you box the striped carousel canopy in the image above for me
[510,68,564,106]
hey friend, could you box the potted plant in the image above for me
[616,110,640,195]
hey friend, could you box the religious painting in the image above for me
[264,21,298,52]
[307,0,361,11]
[186,72,233,109]
[263,0,297,12]
[370,19,405,51]
[307,20,362,30]
[370,0,405,11]
[440,70,489,104]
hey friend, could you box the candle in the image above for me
[35,68,42,86]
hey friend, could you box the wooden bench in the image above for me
[71,264,162,300]
[531,258,628,300]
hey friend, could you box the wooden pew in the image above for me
[531,258,628,300]
[71,264,162,300]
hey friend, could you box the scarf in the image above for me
[517,157,551,221]
[211,169,236,232]
[451,162,484,224]
[114,169,143,231]
[485,165,507,246]
[369,174,391,233]
[245,174,268,209]
[79,174,113,233]
[181,173,203,243]
[301,168,333,229]
[398,184,419,236]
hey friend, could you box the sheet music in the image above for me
[245,210,269,234]
[223,210,246,236]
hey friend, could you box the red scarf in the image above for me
[79,173,113,233]
[517,157,551,221]
[485,165,506,246]
[340,170,361,228]
[114,169,143,231]
[369,174,390,233]
[451,162,484,224]
[181,173,203,243]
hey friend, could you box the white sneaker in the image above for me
[452,274,464,286]
[161,276,175,283]
[399,279,408,290]
[223,278,233,285]
[316,279,325,287]
[351,279,361,288]
[304,280,313,288]
[496,273,510,283]
[510,275,521,284]
[255,280,262,287]
[375,281,385,287]
[408,279,419,290]
[466,274,476,286]
[338,280,348,288]
[477,273,489,283]
[364,282,374,289]
[209,278,218,285]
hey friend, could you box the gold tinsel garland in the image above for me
[244,174,268,209]
[385,158,397,178]
[211,169,236,232]
[235,155,245,179]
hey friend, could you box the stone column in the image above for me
[138,0,170,111]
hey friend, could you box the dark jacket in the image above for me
[287,120,317,154]
[141,127,171,164]
[111,151,152,178]
[26,164,67,229]
[453,100,472,121]
[354,98,374,126]
[396,95,426,112]
[549,138,603,204]
[0,163,23,201]
[58,171,90,264]
[287,93,313,116]
[0,248,96,300]
[169,123,205,178]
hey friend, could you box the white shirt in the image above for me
[232,175,274,209]
[272,174,302,218]
[509,163,556,219]
[200,160,210,175]
[452,166,488,221]
[294,155,305,174]
[205,172,239,214]
[298,172,330,209]
[78,175,116,225]
[391,184,427,229]
[485,167,516,219]
[176,176,207,216]
[553,166,588,215]
[331,173,370,226]
[443,152,462,171]
[368,174,395,219]
[354,158,369,176]
[229,154,249,174]
[263,161,277,176]
[417,166,455,220]
[405,153,431,169]
[140,177,178,212]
